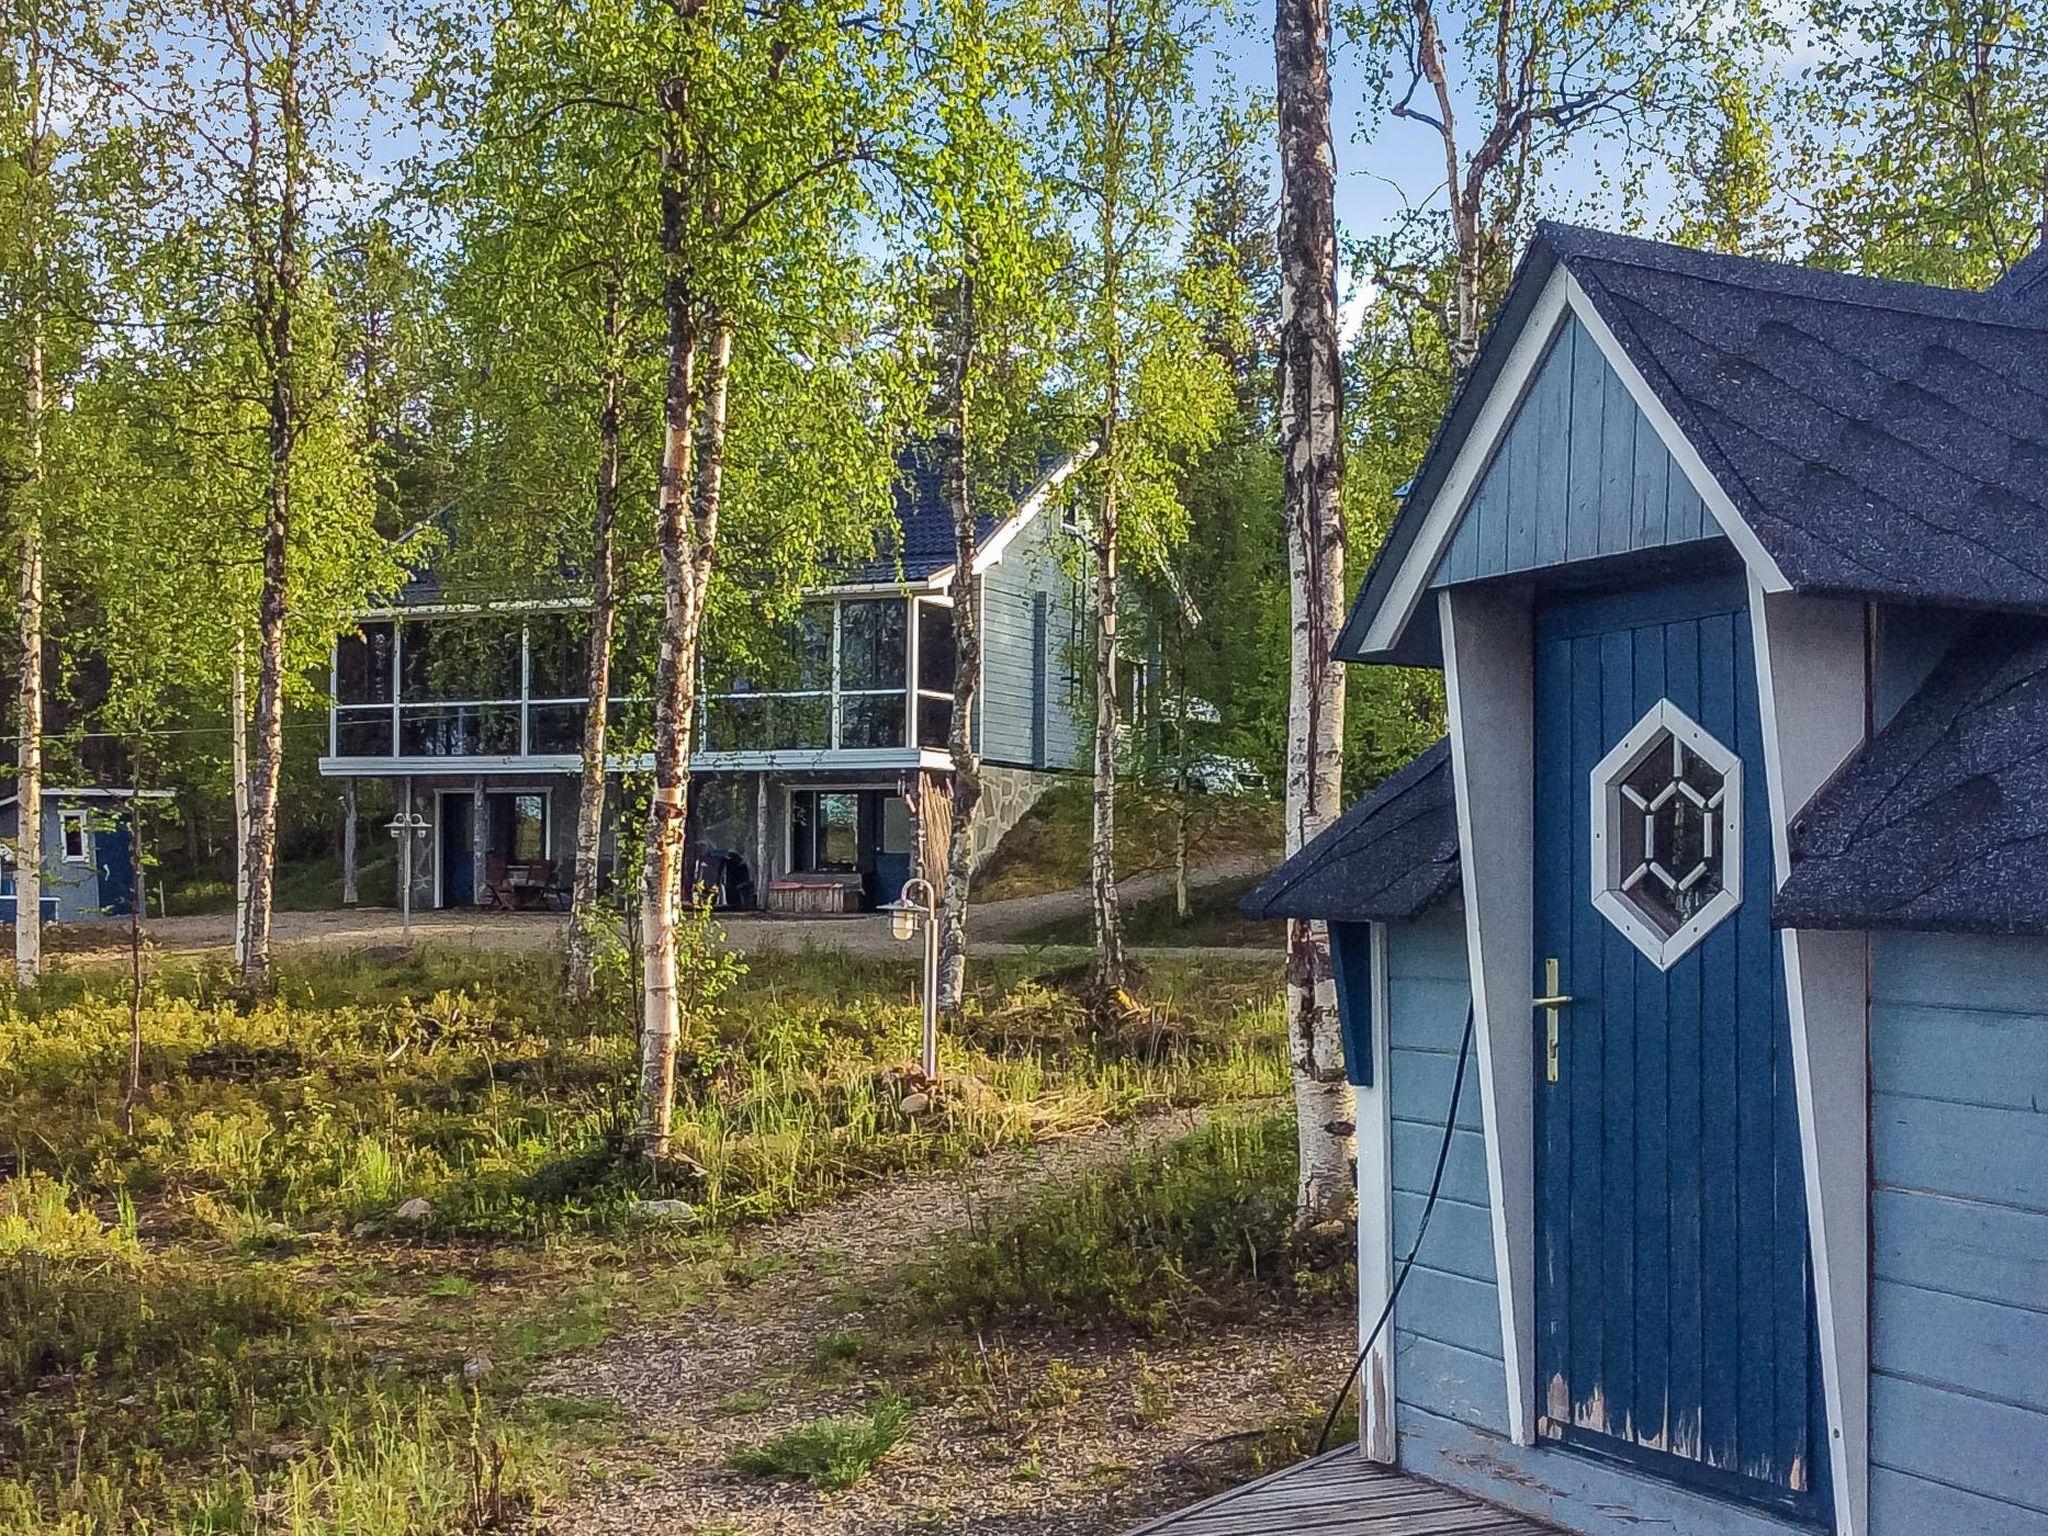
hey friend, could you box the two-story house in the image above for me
[319,447,1094,915]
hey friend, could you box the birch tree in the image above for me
[918,0,1064,1018]
[1350,0,1742,372]
[1038,0,1230,997]
[147,0,397,993]
[427,22,662,1004]
[163,0,375,995]
[1276,0,1354,1218]
[482,0,915,1157]
[0,0,137,986]
[1793,0,2047,285]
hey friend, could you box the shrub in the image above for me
[729,1394,912,1489]
[911,1113,1336,1333]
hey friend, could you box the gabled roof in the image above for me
[1777,619,2048,935]
[393,442,1091,608]
[1340,223,2048,662]
[1238,740,1460,923]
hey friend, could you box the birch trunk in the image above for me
[1089,25,1128,997]
[1277,0,1354,1219]
[1089,471,1126,993]
[12,38,47,988]
[241,465,291,998]
[231,636,250,969]
[122,762,146,1134]
[567,284,626,1005]
[340,779,358,906]
[13,330,44,988]
[936,280,979,1019]
[235,17,306,1000]
[635,265,728,1159]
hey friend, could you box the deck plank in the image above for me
[1125,1450,1560,1536]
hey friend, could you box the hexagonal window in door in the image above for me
[1589,699,1742,970]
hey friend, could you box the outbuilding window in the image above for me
[1590,700,1741,969]
[59,810,89,864]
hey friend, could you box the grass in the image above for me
[1013,875,1279,951]
[975,783,1282,903]
[910,1112,1351,1335]
[161,848,401,916]
[729,1395,912,1489]
[0,937,1284,1532]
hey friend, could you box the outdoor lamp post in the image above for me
[386,788,432,939]
[881,877,939,1079]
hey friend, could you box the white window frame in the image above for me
[59,809,90,864]
[1589,697,1742,970]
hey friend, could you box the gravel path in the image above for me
[40,854,1277,965]
[531,1105,1352,1535]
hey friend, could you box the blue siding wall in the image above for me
[1432,316,1715,588]
[1869,931,2048,1535]
[979,509,1083,771]
[0,802,105,920]
[1384,908,1507,1435]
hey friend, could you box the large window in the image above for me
[836,599,907,749]
[702,606,834,752]
[699,598,920,755]
[915,600,955,749]
[331,608,617,761]
[331,596,934,761]
[334,621,397,757]
[790,790,861,871]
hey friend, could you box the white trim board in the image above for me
[1747,577,1870,1536]
[926,441,1098,586]
[1357,270,1572,657]
[1354,266,1793,659]
[1358,919,1398,1463]
[1438,585,1538,1445]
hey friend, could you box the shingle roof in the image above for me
[1553,225,2048,613]
[1777,619,2048,935]
[1339,224,2048,661]
[842,444,998,584]
[1992,241,2048,318]
[1239,740,1461,923]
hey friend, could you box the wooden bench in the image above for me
[766,875,863,915]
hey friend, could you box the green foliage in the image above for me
[729,1394,912,1489]
[973,780,1283,903]
[0,945,1279,1529]
[1792,0,2048,285]
[910,1112,1347,1333]
[1014,874,1277,950]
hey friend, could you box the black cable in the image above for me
[1316,1001,1477,1455]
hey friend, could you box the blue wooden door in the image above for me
[1532,576,1829,1522]
[95,826,135,916]
[441,806,473,908]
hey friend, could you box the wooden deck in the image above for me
[1125,1449,1560,1536]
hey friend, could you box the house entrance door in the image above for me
[1530,575,1827,1523]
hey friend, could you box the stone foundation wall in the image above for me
[967,764,1061,874]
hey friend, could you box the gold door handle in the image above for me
[1537,957,1572,1083]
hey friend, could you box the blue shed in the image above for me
[0,788,166,922]
[1244,225,2048,1536]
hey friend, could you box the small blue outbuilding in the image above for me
[0,788,162,922]
[1249,225,2048,1536]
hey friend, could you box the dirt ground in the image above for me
[532,1107,1354,1535]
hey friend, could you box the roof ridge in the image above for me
[1538,221,2048,333]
